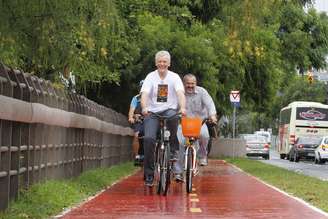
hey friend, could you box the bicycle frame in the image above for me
[159,118,170,149]
[151,111,179,195]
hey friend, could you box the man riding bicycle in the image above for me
[174,74,217,180]
[128,80,145,166]
[141,50,186,187]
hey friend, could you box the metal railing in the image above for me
[0,63,133,211]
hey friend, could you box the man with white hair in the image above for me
[141,50,186,186]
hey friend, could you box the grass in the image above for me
[0,162,138,219]
[225,158,328,212]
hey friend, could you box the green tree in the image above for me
[1,0,328,122]
[0,0,138,92]
[277,75,326,108]
[278,4,328,75]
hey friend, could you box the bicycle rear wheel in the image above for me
[186,148,193,193]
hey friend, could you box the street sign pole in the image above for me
[230,90,240,159]
[232,104,236,158]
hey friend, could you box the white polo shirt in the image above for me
[141,70,184,113]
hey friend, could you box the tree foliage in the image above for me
[0,0,137,89]
[1,0,328,133]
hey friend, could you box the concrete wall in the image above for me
[209,138,246,158]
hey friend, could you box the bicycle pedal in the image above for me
[174,174,184,182]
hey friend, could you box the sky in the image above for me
[312,0,328,71]
[314,0,328,72]
[313,0,328,13]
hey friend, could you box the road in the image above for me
[260,150,328,181]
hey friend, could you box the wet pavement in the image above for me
[59,160,328,219]
[261,150,328,181]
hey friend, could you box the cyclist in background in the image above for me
[128,80,145,166]
[141,50,186,187]
[59,64,76,93]
[174,74,217,180]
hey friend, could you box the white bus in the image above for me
[278,101,328,159]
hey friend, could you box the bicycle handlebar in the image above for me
[202,118,209,125]
[203,118,217,126]
[149,111,182,120]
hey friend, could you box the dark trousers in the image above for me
[143,109,179,178]
[138,132,144,155]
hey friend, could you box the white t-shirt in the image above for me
[141,70,184,112]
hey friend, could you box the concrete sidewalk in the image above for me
[58,160,328,219]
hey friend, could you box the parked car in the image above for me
[314,136,328,164]
[254,131,271,145]
[289,136,321,162]
[244,135,270,159]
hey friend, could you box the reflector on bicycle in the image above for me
[181,117,202,138]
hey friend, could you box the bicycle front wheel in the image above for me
[163,144,171,195]
[157,148,164,194]
[154,142,161,194]
[186,148,193,193]
[158,146,170,195]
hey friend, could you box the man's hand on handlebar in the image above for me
[134,114,144,123]
[128,117,135,124]
[209,115,217,124]
[142,108,149,116]
[129,114,144,124]
[179,107,186,117]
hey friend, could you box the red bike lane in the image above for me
[58,160,328,219]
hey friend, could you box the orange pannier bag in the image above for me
[181,117,202,138]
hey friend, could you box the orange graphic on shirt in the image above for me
[157,84,168,102]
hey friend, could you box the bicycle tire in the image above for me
[163,144,171,195]
[186,148,193,193]
[157,148,165,195]
[154,142,161,194]
[158,147,168,195]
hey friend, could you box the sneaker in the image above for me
[144,175,154,187]
[134,155,141,166]
[199,158,208,166]
[139,155,144,162]
[174,173,184,182]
